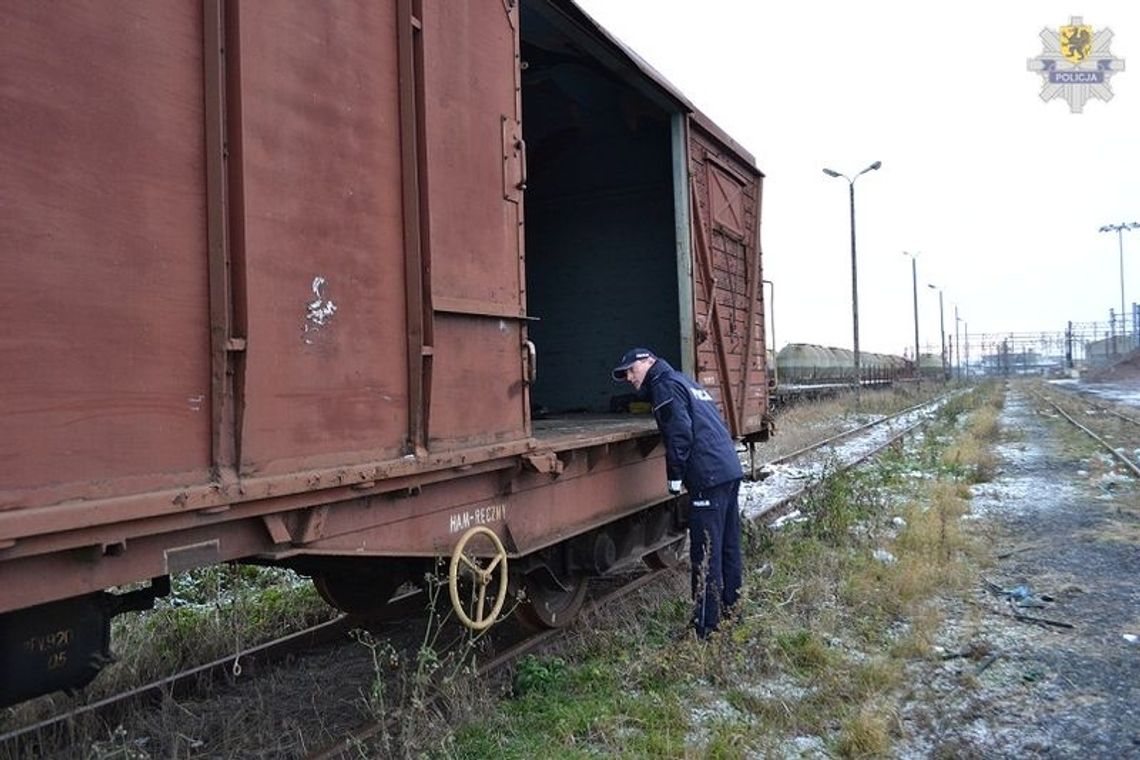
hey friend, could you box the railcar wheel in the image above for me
[644,535,688,570]
[311,571,405,616]
[514,574,589,630]
[448,526,509,631]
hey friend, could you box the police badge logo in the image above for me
[1028,16,1125,113]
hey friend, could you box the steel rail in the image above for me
[766,395,947,469]
[1030,389,1140,479]
[1096,403,1140,428]
[757,401,940,524]
[1047,384,1140,428]
[0,614,358,749]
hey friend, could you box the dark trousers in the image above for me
[688,478,743,637]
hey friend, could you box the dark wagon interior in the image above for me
[521,0,685,416]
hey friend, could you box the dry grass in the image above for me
[1087,517,1140,545]
[939,389,1005,482]
[836,480,977,665]
[837,701,894,757]
[969,405,1001,442]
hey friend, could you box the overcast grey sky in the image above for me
[574,0,1140,357]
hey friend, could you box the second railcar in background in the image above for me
[770,342,916,406]
[775,343,912,384]
[0,0,771,706]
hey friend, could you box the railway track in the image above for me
[1030,385,1140,478]
[1,393,953,758]
[0,616,348,754]
[744,393,954,523]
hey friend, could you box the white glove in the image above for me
[667,480,683,495]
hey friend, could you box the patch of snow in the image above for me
[1097,472,1133,490]
[686,694,745,750]
[770,510,806,529]
[744,675,813,703]
[968,391,1085,519]
[775,735,830,758]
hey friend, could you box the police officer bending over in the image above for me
[611,348,743,638]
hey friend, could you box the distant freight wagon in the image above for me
[0,0,771,705]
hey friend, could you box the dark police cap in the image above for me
[611,348,655,381]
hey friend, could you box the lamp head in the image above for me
[822,168,841,178]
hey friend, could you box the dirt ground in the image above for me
[893,384,1140,758]
[1085,350,1140,384]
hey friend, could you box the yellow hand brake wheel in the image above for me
[448,525,509,630]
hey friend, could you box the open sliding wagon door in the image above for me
[687,120,771,441]
[417,0,530,452]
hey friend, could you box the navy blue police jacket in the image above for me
[642,359,742,492]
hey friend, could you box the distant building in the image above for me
[978,349,1063,376]
[1085,334,1138,367]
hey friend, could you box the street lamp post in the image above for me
[823,160,882,402]
[964,322,969,378]
[954,305,962,381]
[1099,222,1140,338]
[928,284,946,379]
[903,252,920,378]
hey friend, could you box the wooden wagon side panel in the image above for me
[231,3,411,477]
[687,123,769,438]
[0,4,213,509]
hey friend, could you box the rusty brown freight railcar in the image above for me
[0,0,770,706]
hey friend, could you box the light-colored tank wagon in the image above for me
[0,0,773,706]
[775,343,824,383]
[773,342,913,404]
[828,347,854,382]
